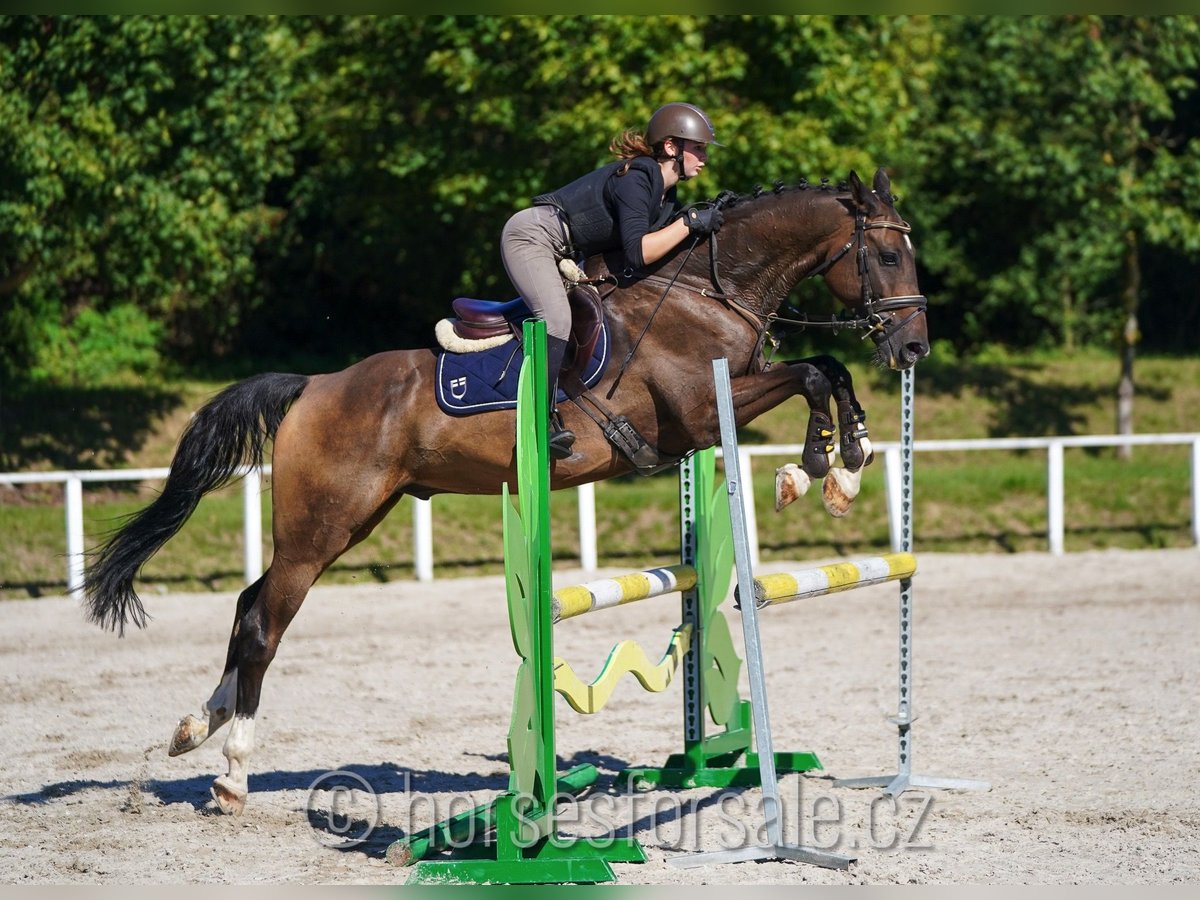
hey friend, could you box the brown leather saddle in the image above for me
[449,283,604,381]
[447,276,678,476]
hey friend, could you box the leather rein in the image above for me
[640,204,929,348]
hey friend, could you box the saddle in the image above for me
[434,271,677,477]
[440,282,604,383]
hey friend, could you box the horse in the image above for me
[83,167,929,815]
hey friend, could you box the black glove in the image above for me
[684,205,723,237]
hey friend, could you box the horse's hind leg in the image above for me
[207,559,322,816]
[168,576,264,757]
[208,489,404,815]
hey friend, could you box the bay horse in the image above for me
[83,167,928,815]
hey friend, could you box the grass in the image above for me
[3,347,1198,598]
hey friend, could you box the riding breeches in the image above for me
[500,205,573,380]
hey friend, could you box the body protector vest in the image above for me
[533,157,676,262]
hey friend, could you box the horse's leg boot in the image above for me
[802,410,836,478]
[836,400,873,471]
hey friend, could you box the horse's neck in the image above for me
[590,189,846,323]
[718,193,847,312]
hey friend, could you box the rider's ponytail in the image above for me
[609,129,655,169]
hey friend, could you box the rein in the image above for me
[639,206,928,346]
[604,192,738,395]
[604,232,703,397]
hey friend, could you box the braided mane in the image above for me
[708,176,896,210]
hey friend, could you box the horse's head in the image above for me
[821,168,930,370]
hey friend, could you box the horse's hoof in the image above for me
[775,464,812,511]
[210,776,247,816]
[822,467,862,518]
[168,714,209,757]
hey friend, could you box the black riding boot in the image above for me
[545,336,576,460]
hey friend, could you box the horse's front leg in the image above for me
[799,355,874,471]
[790,355,876,516]
[690,362,836,513]
[723,361,836,480]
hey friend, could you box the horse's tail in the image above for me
[84,372,310,635]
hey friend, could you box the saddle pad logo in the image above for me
[435,324,610,417]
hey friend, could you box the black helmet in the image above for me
[646,102,722,147]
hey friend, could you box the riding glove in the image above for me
[685,205,723,237]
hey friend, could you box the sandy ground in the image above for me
[1,548,1198,885]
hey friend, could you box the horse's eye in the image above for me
[880,251,900,266]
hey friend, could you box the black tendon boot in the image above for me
[545,335,576,460]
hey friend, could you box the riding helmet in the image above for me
[646,102,722,147]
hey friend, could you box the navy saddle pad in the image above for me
[435,322,610,416]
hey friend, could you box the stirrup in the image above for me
[548,427,576,460]
[548,410,576,459]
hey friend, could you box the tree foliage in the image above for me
[910,16,1200,352]
[0,15,301,380]
[2,15,1198,390]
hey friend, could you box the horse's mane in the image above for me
[629,172,896,287]
[708,178,847,208]
[705,177,895,211]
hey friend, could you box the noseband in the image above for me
[806,208,928,345]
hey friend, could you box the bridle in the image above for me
[636,201,929,348]
[803,207,928,345]
[603,195,928,385]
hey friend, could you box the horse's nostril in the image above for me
[907,341,929,360]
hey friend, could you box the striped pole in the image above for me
[552,564,698,622]
[750,553,917,608]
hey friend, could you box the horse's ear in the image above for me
[848,170,872,208]
[873,168,894,205]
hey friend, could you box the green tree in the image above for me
[258,15,937,359]
[908,16,1200,441]
[0,15,302,385]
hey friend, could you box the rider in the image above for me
[501,102,724,459]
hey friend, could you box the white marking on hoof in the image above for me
[169,714,209,757]
[214,714,256,816]
[210,775,247,816]
[775,463,812,511]
[822,467,862,518]
[860,436,875,468]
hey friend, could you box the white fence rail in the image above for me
[3,433,1198,595]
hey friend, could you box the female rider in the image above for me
[501,102,724,459]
